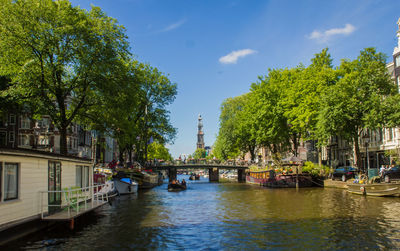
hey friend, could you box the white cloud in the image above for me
[162,19,186,32]
[219,49,257,64]
[308,24,356,41]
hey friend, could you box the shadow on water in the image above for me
[3,178,400,250]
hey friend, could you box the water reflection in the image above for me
[4,175,400,250]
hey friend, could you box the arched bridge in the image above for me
[152,162,250,182]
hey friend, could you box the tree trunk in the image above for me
[354,135,362,172]
[128,148,132,163]
[318,146,322,167]
[119,148,124,163]
[60,126,68,155]
[249,145,256,161]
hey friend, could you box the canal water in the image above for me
[5,175,400,250]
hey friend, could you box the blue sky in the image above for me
[70,0,400,158]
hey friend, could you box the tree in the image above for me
[193,148,206,159]
[147,142,172,161]
[282,49,338,162]
[317,48,395,169]
[214,95,251,160]
[0,0,130,154]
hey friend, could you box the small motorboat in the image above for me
[95,180,118,199]
[168,182,187,192]
[347,182,400,197]
[189,173,200,180]
[113,177,138,195]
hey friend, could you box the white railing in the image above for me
[39,184,109,219]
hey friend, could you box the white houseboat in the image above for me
[0,149,109,245]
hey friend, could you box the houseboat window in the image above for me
[76,165,89,188]
[4,163,19,201]
[76,166,82,187]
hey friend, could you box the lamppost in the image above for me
[362,132,370,178]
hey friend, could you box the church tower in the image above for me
[196,115,205,149]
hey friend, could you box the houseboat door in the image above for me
[48,161,62,213]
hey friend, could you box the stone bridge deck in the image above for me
[153,163,249,182]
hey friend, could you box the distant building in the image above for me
[196,114,205,149]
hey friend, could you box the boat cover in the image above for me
[120,178,132,184]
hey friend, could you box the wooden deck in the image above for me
[42,200,108,221]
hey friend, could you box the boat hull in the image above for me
[114,179,138,195]
[263,174,313,188]
[246,175,268,185]
[347,183,400,197]
[167,183,187,192]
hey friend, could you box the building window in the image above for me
[388,128,393,141]
[9,114,16,125]
[398,76,400,92]
[396,55,400,67]
[20,115,30,129]
[9,131,14,142]
[76,165,89,188]
[4,163,19,201]
[18,135,30,146]
[0,132,6,146]
[0,114,6,128]
[0,163,2,201]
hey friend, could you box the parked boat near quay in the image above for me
[113,177,138,195]
[347,182,400,197]
[246,169,313,188]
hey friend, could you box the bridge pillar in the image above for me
[209,168,219,182]
[168,167,177,182]
[237,169,246,183]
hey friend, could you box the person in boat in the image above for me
[181,179,186,186]
[380,165,386,177]
[171,179,176,185]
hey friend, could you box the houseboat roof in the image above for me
[0,147,93,164]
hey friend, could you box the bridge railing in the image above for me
[149,159,256,167]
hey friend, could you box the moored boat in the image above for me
[263,173,313,188]
[246,170,270,185]
[95,180,118,198]
[347,182,400,197]
[113,177,138,195]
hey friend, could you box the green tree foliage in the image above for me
[250,69,291,162]
[317,48,395,168]
[147,142,173,161]
[193,148,206,159]
[214,47,396,168]
[213,94,254,160]
[0,0,130,154]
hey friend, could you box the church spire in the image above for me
[196,114,205,149]
[394,17,400,55]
